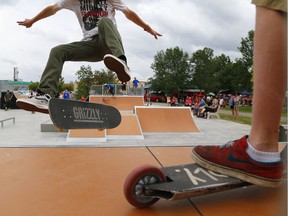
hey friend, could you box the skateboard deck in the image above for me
[124,146,287,208]
[48,98,121,129]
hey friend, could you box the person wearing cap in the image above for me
[104,84,115,96]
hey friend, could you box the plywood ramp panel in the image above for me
[0,148,199,216]
[89,95,144,111]
[107,114,143,139]
[135,107,200,134]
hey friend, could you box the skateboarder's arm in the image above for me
[17,4,61,28]
[122,8,162,39]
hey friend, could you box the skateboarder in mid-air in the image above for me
[16,0,162,114]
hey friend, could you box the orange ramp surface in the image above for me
[0,148,198,216]
[135,106,200,134]
[67,114,143,141]
[0,147,286,216]
[107,114,143,139]
[89,95,144,111]
[66,106,200,142]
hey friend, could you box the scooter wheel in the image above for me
[124,164,166,208]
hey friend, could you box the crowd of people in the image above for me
[167,93,253,119]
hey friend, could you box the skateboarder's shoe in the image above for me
[191,135,284,188]
[16,94,51,114]
[103,54,131,82]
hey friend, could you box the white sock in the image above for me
[246,138,281,163]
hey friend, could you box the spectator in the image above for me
[203,99,219,119]
[104,84,115,96]
[193,96,206,115]
[185,96,192,107]
[4,90,13,111]
[132,77,140,94]
[229,95,239,120]
[121,82,127,95]
[63,89,70,100]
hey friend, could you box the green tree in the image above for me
[238,30,254,69]
[190,47,215,92]
[28,82,39,92]
[75,65,116,99]
[94,69,116,85]
[75,65,95,99]
[150,46,191,95]
[62,83,74,92]
[28,77,68,94]
[236,30,254,92]
[147,30,254,95]
[212,54,233,92]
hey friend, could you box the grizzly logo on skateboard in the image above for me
[73,107,103,123]
[49,98,121,129]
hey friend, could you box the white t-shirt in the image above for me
[57,0,127,40]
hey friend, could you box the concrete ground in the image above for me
[0,108,287,216]
[0,109,252,147]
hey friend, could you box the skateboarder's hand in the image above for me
[144,25,162,39]
[17,19,33,28]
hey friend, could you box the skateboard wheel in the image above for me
[57,128,66,132]
[124,164,166,208]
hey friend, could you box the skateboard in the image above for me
[124,146,287,208]
[48,98,121,129]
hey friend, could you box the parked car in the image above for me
[145,92,167,102]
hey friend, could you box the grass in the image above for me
[222,106,287,118]
[219,113,252,125]
[219,113,287,126]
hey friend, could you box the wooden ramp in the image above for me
[135,106,200,134]
[89,95,144,111]
[66,114,143,142]
[66,96,201,142]
[67,95,145,142]
[0,146,285,215]
[107,114,143,140]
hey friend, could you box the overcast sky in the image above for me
[0,0,255,83]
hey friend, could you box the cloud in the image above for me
[0,0,19,6]
[0,0,255,83]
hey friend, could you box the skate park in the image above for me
[0,90,286,216]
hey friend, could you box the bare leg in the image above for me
[231,108,235,120]
[191,5,286,187]
[249,6,287,152]
[235,106,239,119]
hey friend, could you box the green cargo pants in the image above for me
[38,17,125,96]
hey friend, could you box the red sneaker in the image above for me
[191,136,284,187]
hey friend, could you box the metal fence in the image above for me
[90,84,144,96]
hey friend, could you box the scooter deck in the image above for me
[124,146,286,208]
[146,163,251,201]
